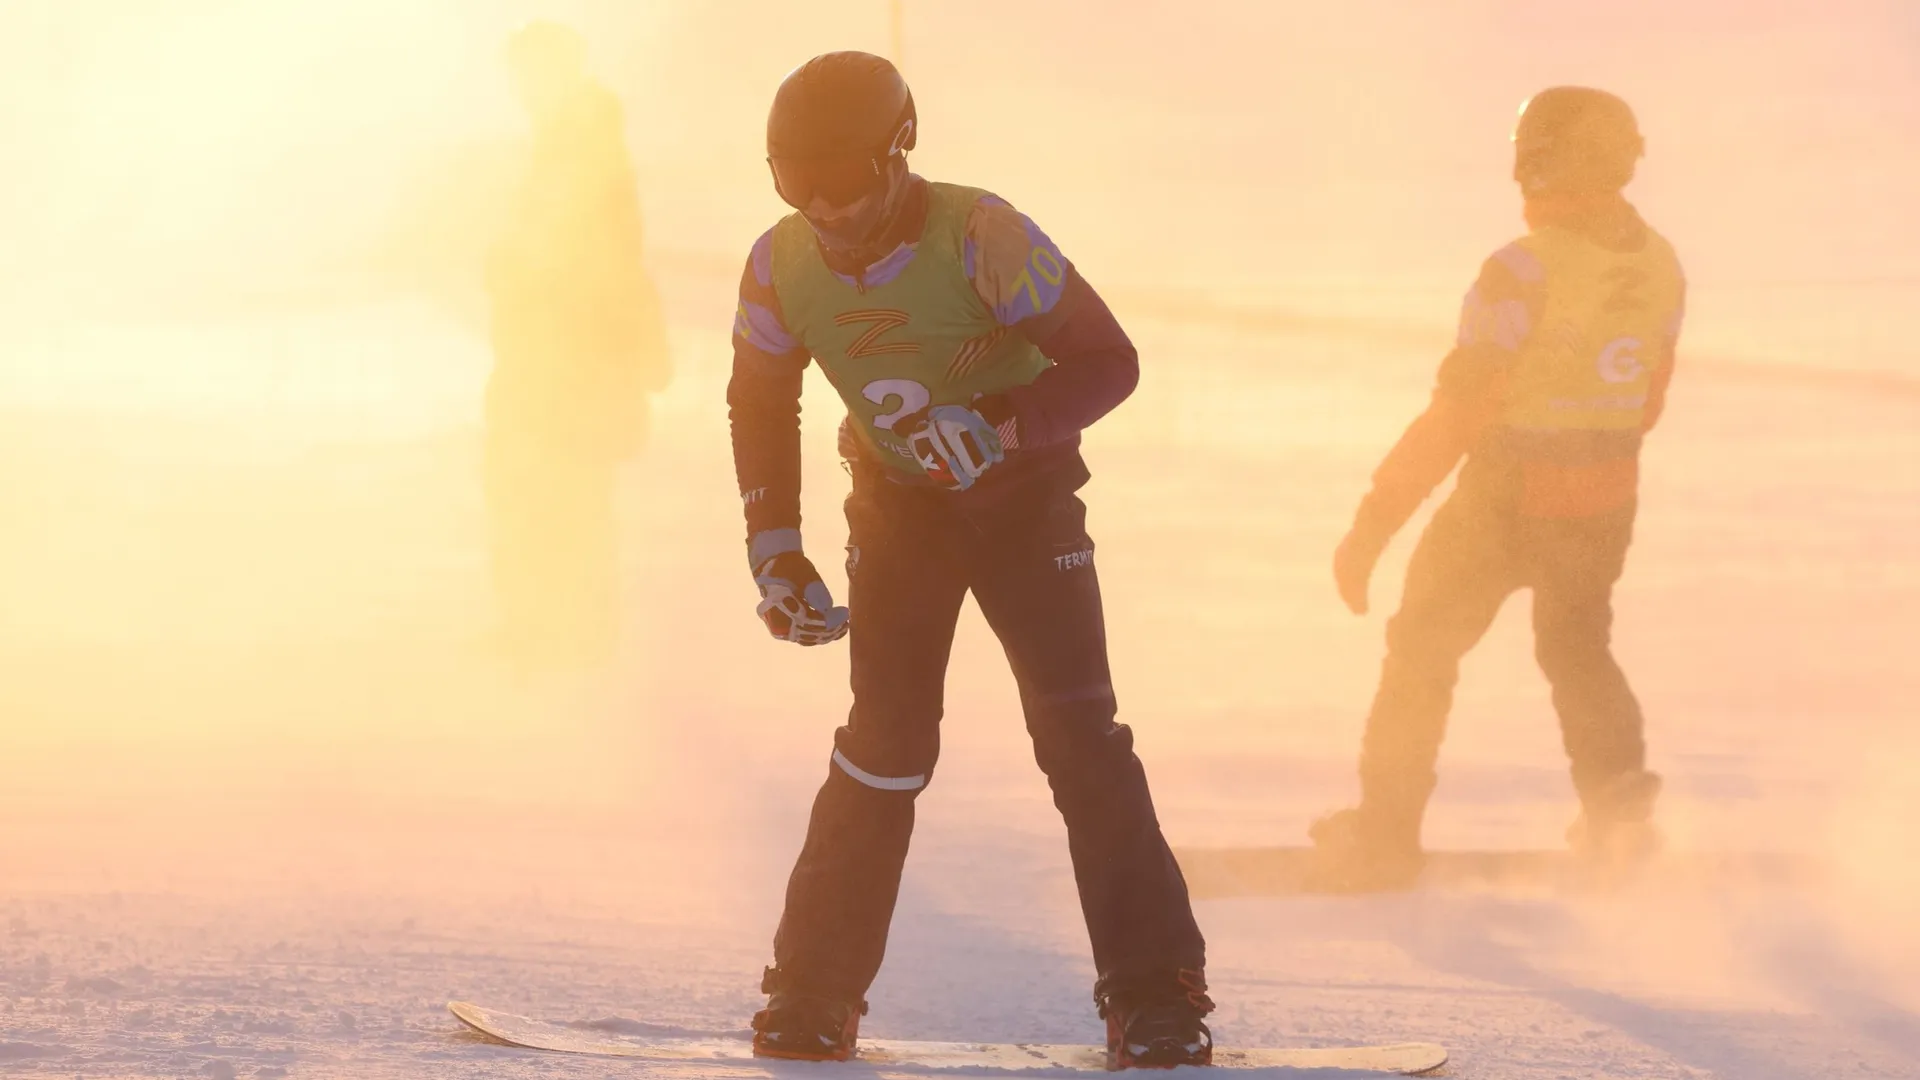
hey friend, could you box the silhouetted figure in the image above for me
[484,20,669,669]
[1314,88,1686,889]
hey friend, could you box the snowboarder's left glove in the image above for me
[892,397,1013,492]
[748,530,849,646]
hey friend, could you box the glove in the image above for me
[1332,528,1387,616]
[892,400,1008,492]
[754,552,850,645]
[1332,499,1397,616]
[749,531,849,646]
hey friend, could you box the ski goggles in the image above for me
[768,152,891,211]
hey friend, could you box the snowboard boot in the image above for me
[1094,968,1215,1069]
[1307,806,1424,892]
[1567,769,1663,874]
[749,967,866,1061]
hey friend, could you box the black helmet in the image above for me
[767,51,916,209]
[1512,87,1643,196]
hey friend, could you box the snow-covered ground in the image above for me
[3,276,1917,1079]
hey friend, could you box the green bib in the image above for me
[1502,225,1685,433]
[770,182,1050,476]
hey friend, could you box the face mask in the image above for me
[796,159,906,258]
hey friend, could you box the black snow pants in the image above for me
[1359,484,1647,838]
[769,458,1205,1001]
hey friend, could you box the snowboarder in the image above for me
[1314,88,1686,890]
[727,52,1212,1067]
[482,20,670,669]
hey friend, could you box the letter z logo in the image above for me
[835,309,920,359]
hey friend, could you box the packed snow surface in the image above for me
[3,281,1917,1079]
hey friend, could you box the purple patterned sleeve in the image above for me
[733,229,803,357]
[1457,242,1544,351]
[1435,241,1548,398]
[728,228,810,538]
[964,195,1072,326]
[1001,268,1139,449]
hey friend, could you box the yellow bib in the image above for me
[1502,226,1684,433]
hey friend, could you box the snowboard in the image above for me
[1174,845,1823,899]
[449,1001,1448,1074]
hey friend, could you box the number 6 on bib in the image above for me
[898,403,1004,491]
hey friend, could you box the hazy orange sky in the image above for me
[1,1,1916,317]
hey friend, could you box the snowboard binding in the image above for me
[750,967,867,1061]
[1306,806,1425,892]
[1096,968,1216,1069]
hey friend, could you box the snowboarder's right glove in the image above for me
[891,399,1010,492]
[749,530,849,646]
[1333,496,1400,616]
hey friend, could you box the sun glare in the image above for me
[1,4,1917,1077]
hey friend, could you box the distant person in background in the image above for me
[484,19,670,669]
[1314,88,1686,889]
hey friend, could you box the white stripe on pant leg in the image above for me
[833,749,927,791]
